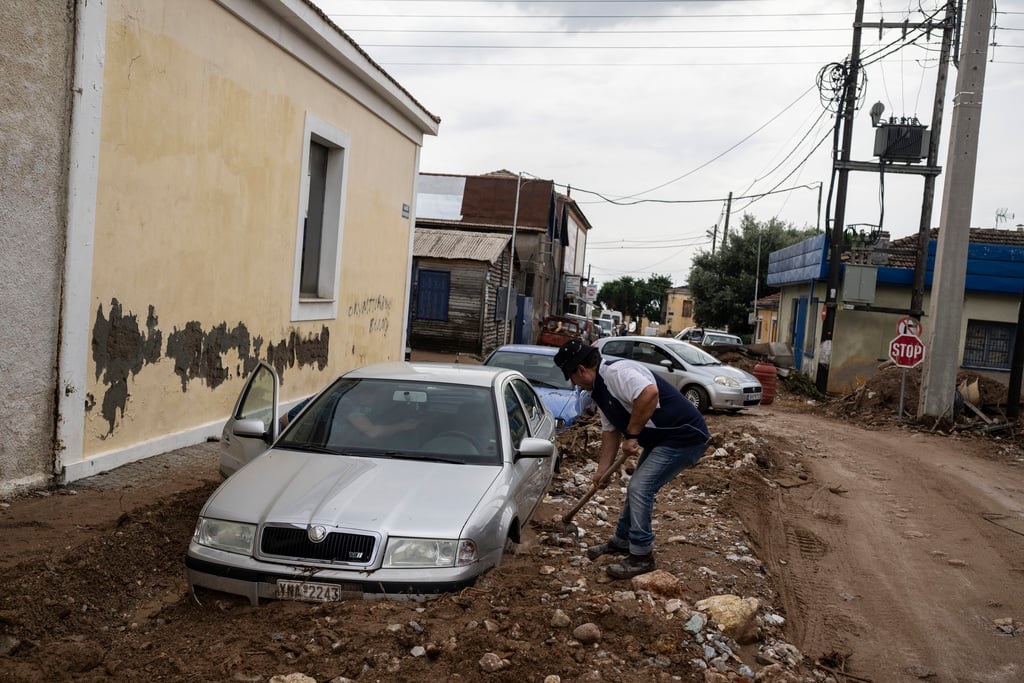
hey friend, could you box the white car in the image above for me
[674,327,743,346]
[594,336,761,413]
[188,361,558,604]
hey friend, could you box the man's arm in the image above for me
[625,384,659,437]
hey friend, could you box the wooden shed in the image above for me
[410,228,512,357]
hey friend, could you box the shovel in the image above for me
[549,447,633,539]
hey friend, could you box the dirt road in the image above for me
[730,407,1024,682]
[0,399,1022,681]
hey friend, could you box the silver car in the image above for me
[594,336,762,413]
[187,361,558,604]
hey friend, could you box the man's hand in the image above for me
[621,436,641,457]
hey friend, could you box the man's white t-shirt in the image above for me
[597,358,660,433]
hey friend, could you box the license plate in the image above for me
[276,579,347,602]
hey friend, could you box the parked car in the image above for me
[594,336,762,413]
[674,327,743,346]
[537,315,583,347]
[593,318,614,338]
[482,344,594,430]
[188,361,558,604]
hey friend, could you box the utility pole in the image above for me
[816,0,866,394]
[706,224,718,254]
[910,0,958,317]
[919,0,993,420]
[721,192,733,246]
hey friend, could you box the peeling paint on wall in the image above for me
[89,299,331,436]
[91,300,162,436]
[266,327,330,379]
[165,321,259,392]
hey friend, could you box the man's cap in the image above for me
[553,338,593,380]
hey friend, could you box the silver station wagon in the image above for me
[186,362,558,604]
[594,336,762,413]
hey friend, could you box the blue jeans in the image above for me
[611,442,707,555]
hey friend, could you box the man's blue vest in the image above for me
[591,360,710,450]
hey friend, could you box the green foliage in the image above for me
[782,370,823,399]
[688,214,816,335]
[597,274,673,322]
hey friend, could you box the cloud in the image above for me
[316,0,1022,285]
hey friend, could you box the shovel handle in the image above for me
[561,447,633,524]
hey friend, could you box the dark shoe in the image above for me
[586,539,630,561]
[606,553,655,580]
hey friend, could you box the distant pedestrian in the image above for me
[554,338,711,579]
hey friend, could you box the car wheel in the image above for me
[683,385,710,413]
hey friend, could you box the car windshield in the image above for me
[662,340,723,366]
[276,378,500,465]
[705,334,741,345]
[485,350,571,390]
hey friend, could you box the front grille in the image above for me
[260,526,376,564]
[742,386,760,395]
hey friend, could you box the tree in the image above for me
[597,274,673,323]
[688,215,816,335]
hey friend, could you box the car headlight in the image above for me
[193,517,256,555]
[383,538,477,568]
[713,375,740,388]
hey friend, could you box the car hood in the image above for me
[203,450,501,537]
[691,363,758,383]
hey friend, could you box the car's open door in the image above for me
[219,361,279,478]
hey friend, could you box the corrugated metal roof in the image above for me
[413,228,510,263]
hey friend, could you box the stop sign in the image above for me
[889,333,926,368]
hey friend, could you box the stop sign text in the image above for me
[889,333,926,368]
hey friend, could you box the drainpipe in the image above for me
[56,0,107,481]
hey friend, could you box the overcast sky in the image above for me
[312,0,1022,288]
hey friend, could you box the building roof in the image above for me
[295,0,440,128]
[883,228,1024,268]
[413,228,510,263]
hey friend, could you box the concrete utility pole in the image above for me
[910,0,958,317]
[918,0,993,420]
[816,0,866,394]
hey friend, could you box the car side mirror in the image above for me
[659,359,675,372]
[515,437,555,461]
[233,418,271,443]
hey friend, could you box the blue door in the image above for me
[792,297,808,372]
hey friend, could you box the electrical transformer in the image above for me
[873,123,930,162]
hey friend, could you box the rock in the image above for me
[754,663,801,682]
[540,565,558,575]
[664,598,684,614]
[483,619,502,633]
[695,594,761,642]
[573,622,602,644]
[550,609,571,628]
[544,676,562,683]
[478,652,509,672]
[0,634,20,656]
[270,675,316,683]
[685,613,707,634]
[410,646,426,657]
[630,569,679,596]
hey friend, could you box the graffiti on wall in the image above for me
[347,295,393,336]
[90,299,329,436]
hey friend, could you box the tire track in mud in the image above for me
[733,406,1024,682]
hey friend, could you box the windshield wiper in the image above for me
[388,453,465,464]
[276,442,345,455]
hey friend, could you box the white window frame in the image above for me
[291,112,350,322]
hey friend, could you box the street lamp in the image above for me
[504,172,522,345]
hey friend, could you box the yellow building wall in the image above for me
[84,0,421,455]
[664,289,694,336]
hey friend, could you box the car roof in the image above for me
[598,335,673,344]
[344,361,511,387]
[490,344,557,356]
